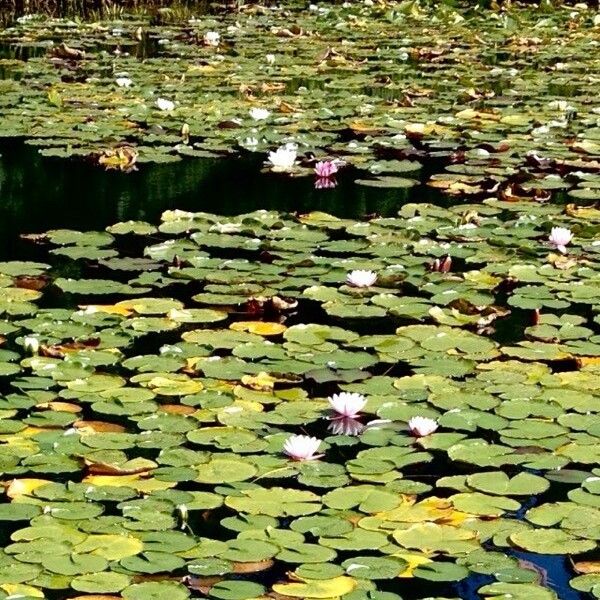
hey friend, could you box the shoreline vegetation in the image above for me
[0,0,597,25]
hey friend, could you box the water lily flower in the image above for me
[266,53,276,65]
[176,504,188,530]
[548,227,573,254]
[268,143,297,171]
[283,435,323,461]
[429,256,452,273]
[408,416,438,437]
[249,107,271,121]
[23,336,40,355]
[204,31,220,46]
[548,100,574,112]
[346,269,377,288]
[116,77,132,87]
[328,417,364,436]
[329,392,367,418]
[314,160,339,178]
[155,98,175,111]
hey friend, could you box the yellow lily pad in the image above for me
[272,576,356,598]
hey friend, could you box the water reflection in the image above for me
[0,140,446,260]
[0,41,48,61]
[456,551,585,600]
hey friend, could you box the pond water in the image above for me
[0,140,449,260]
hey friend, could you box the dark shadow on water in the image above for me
[455,549,586,600]
[0,41,48,61]
[507,550,585,600]
[0,140,450,260]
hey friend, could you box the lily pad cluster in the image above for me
[0,202,596,600]
[0,1,598,199]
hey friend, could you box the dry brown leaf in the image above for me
[573,560,600,574]
[36,401,82,413]
[232,559,274,573]
[74,420,127,433]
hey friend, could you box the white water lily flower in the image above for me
[249,107,271,121]
[204,31,220,46]
[329,392,367,418]
[23,336,40,355]
[548,100,574,112]
[266,53,276,65]
[472,148,490,158]
[346,270,377,288]
[548,226,573,254]
[283,435,323,461]
[116,77,132,87]
[176,503,189,530]
[408,416,438,437]
[268,144,297,171]
[155,98,175,111]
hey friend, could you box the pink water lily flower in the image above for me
[283,435,323,461]
[314,160,339,178]
[328,417,364,436]
[548,227,573,254]
[429,256,452,273]
[408,416,438,437]
[329,392,367,418]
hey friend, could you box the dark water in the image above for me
[0,140,445,260]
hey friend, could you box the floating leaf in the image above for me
[273,576,356,598]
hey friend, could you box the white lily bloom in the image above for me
[408,416,438,437]
[283,435,323,461]
[346,270,377,288]
[249,107,271,121]
[268,144,297,171]
[155,98,175,111]
[204,31,220,46]
[23,336,40,355]
[328,392,367,418]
